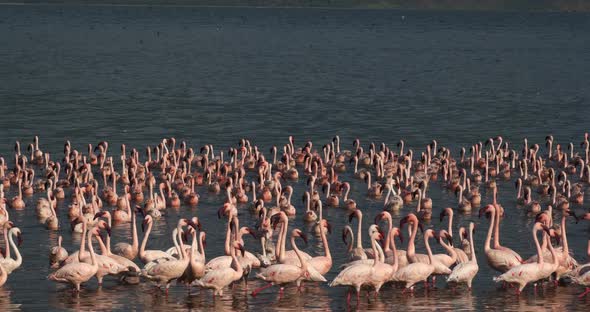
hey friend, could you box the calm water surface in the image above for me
[0,4,590,311]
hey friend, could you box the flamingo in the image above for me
[440,208,469,264]
[401,214,452,286]
[112,207,139,260]
[329,225,388,304]
[392,228,438,292]
[568,240,590,298]
[383,183,403,212]
[272,212,312,266]
[347,209,367,261]
[195,240,245,297]
[139,215,175,264]
[141,221,196,293]
[177,228,206,287]
[0,226,22,274]
[447,222,479,290]
[252,229,325,297]
[307,219,332,275]
[479,205,521,273]
[49,235,68,269]
[493,222,557,294]
[48,224,98,292]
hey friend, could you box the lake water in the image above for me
[0,4,589,311]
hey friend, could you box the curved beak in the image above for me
[478,207,487,218]
[399,216,409,229]
[374,212,383,224]
[217,205,226,219]
[348,211,356,223]
[142,219,148,232]
[271,214,281,230]
[299,233,308,246]
[70,219,79,231]
[93,212,104,220]
[237,243,245,257]
[326,222,332,235]
[104,224,112,236]
[17,233,23,246]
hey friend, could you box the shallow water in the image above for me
[0,4,590,311]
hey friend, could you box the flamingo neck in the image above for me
[484,209,495,252]
[320,222,331,260]
[355,213,363,249]
[198,232,206,259]
[224,218,232,256]
[469,226,477,263]
[87,228,96,267]
[78,221,87,261]
[424,234,434,265]
[447,212,453,236]
[369,234,379,267]
[560,214,569,254]
[139,220,152,259]
[3,227,9,259]
[383,217,392,252]
[493,205,501,249]
[95,234,109,255]
[390,233,399,272]
[344,184,350,201]
[407,221,418,257]
[131,211,138,252]
[440,238,457,262]
[291,235,307,271]
[533,227,543,265]
[8,230,21,265]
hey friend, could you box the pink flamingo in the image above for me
[479,205,521,273]
[446,222,479,290]
[48,223,98,292]
[195,241,244,297]
[252,229,324,297]
[493,222,557,294]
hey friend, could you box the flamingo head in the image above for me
[141,215,153,232]
[439,207,453,222]
[374,212,385,224]
[478,205,494,219]
[16,229,23,247]
[96,220,111,237]
[321,219,332,234]
[459,227,467,240]
[189,217,202,231]
[348,210,360,223]
[293,229,307,246]
[93,211,108,220]
[439,230,453,246]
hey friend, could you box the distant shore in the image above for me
[2,1,590,12]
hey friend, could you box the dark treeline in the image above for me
[11,0,590,11]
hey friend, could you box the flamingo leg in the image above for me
[346,290,352,306]
[279,287,284,298]
[251,282,273,297]
[578,287,590,299]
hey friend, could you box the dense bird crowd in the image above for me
[0,134,588,305]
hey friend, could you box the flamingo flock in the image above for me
[0,134,588,306]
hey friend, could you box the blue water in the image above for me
[0,4,589,311]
